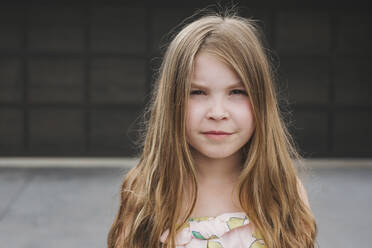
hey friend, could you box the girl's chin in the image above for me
[191,148,240,160]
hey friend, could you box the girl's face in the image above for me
[186,52,255,160]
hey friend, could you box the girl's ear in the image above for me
[297,178,311,210]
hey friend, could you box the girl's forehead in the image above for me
[192,52,240,81]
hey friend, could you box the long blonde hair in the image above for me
[108,10,317,248]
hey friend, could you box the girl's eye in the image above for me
[190,90,205,95]
[231,89,247,95]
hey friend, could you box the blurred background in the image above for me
[0,1,371,248]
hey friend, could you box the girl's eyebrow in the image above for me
[191,81,244,89]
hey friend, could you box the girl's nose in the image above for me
[206,100,229,120]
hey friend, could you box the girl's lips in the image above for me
[202,131,233,140]
[202,131,232,135]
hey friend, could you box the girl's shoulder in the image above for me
[297,177,311,209]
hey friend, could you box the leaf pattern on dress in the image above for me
[160,212,267,247]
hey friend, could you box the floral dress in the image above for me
[160,212,266,248]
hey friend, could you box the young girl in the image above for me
[108,10,317,248]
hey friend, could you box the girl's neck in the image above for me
[191,149,242,185]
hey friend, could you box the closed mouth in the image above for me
[202,131,232,135]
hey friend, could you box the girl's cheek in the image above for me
[187,101,200,119]
[188,101,204,117]
[232,100,254,119]
[189,102,208,125]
